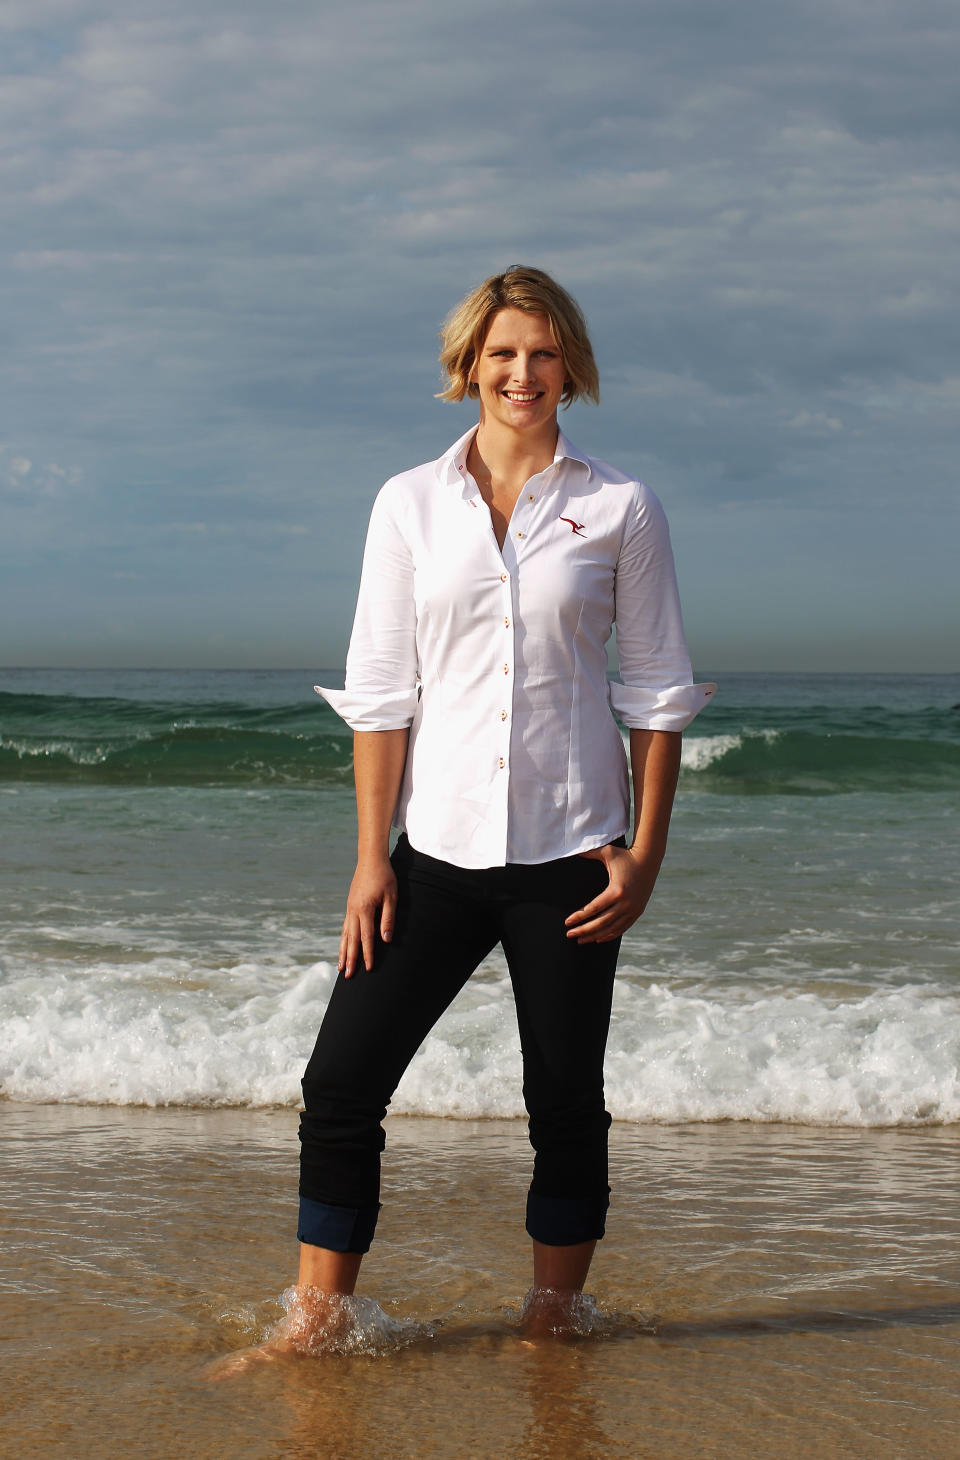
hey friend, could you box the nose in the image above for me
[511,352,535,383]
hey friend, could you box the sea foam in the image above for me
[2,955,958,1126]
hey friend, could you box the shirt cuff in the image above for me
[314,683,418,731]
[608,680,717,731]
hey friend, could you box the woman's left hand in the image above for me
[564,842,664,943]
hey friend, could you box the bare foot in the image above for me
[520,1285,601,1342]
[203,1339,292,1381]
[204,1286,432,1377]
[203,1286,350,1380]
[277,1285,361,1352]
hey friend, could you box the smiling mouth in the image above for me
[502,390,543,402]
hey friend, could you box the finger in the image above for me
[340,919,359,979]
[566,896,635,937]
[359,908,378,972]
[572,928,626,945]
[564,885,620,927]
[569,918,629,943]
[380,885,397,944]
[574,892,648,938]
[566,913,624,941]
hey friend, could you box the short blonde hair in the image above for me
[438,265,600,407]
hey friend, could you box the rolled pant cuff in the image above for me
[525,1190,610,1246]
[297,1195,380,1254]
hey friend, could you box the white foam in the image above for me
[603,980,960,1125]
[0,736,115,764]
[272,1288,436,1355]
[680,733,742,771]
[679,728,780,773]
[2,955,958,1126]
[0,957,336,1107]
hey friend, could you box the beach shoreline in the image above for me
[4,668,960,1455]
[4,1102,960,1458]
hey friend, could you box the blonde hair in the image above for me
[438,265,600,407]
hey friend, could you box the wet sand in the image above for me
[3,1104,960,1459]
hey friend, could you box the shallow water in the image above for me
[4,1106,960,1458]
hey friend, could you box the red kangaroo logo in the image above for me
[559,516,586,537]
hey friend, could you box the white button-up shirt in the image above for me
[317,426,715,869]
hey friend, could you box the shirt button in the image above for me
[500,573,507,582]
[516,531,524,539]
[500,710,507,721]
[503,663,509,674]
[504,616,510,627]
[498,757,505,769]
[527,494,534,501]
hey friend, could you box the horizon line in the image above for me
[2,665,958,677]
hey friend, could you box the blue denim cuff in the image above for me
[525,1190,610,1246]
[297,1195,380,1254]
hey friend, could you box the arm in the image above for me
[564,728,682,943]
[339,727,409,978]
[318,482,418,977]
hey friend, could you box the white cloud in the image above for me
[3,455,83,495]
[787,411,844,434]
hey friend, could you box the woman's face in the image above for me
[470,308,567,434]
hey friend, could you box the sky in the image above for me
[2,0,958,672]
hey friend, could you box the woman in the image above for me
[294,266,713,1344]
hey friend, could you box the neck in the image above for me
[472,414,559,482]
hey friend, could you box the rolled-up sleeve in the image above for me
[314,481,420,732]
[611,483,716,731]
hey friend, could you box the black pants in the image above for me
[298,834,621,1253]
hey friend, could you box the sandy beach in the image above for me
[4,1103,960,1459]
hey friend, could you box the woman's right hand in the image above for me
[338,853,397,978]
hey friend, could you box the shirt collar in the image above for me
[554,428,592,475]
[438,425,481,490]
[437,424,592,494]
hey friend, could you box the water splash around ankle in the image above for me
[271,1286,438,1357]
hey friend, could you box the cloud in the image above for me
[0,0,958,666]
[2,451,82,495]
[787,411,844,434]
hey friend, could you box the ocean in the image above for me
[3,667,959,1125]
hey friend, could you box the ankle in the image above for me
[520,1285,600,1339]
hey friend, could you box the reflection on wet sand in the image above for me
[653,1298,960,1340]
